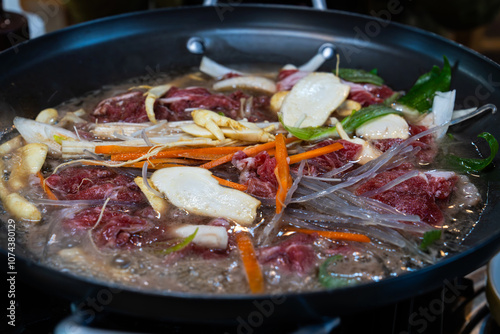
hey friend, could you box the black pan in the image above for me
[1,4,500,325]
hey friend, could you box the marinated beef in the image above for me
[45,167,145,203]
[89,91,172,123]
[258,233,317,275]
[343,81,395,106]
[355,166,457,226]
[299,139,362,176]
[63,206,155,248]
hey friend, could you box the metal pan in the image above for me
[1,3,500,325]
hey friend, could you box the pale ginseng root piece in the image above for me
[181,121,276,143]
[8,143,49,192]
[172,225,228,249]
[0,136,24,155]
[151,167,261,226]
[0,161,41,222]
[134,177,169,215]
[191,109,248,141]
[280,72,350,128]
[142,84,172,124]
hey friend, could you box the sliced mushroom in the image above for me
[172,225,228,249]
[270,91,289,114]
[355,114,409,140]
[280,73,350,128]
[336,122,381,165]
[151,167,260,226]
[335,99,362,117]
[134,177,169,215]
[213,76,277,94]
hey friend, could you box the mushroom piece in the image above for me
[151,167,260,226]
[355,114,410,140]
[134,177,169,216]
[280,73,350,128]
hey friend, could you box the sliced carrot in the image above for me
[289,227,371,243]
[36,172,58,200]
[236,232,264,294]
[111,146,247,162]
[274,134,292,214]
[199,137,299,170]
[211,175,248,191]
[124,158,200,169]
[95,145,154,155]
[288,142,344,165]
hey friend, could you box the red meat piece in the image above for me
[257,233,317,275]
[355,167,457,226]
[89,91,171,123]
[45,167,144,203]
[64,207,154,248]
[298,139,362,176]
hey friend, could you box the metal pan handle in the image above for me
[203,0,327,11]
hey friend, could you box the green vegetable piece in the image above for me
[341,105,402,134]
[160,228,198,255]
[447,132,499,173]
[420,230,442,251]
[318,255,358,289]
[337,68,384,86]
[397,56,451,113]
[281,122,337,141]
[280,104,401,141]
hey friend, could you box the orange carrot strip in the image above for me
[289,228,371,243]
[211,175,248,191]
[288,142,344,165]
[274,134,292,214]
[111,146,247,162]
[236,232,264,294]
[95,145,154,155]
[199,137,299,170]
[37,172,58,200]
[124,158,200,168]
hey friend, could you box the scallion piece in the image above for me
[337,68,384,86]
[318,255,358,289]
[420,230,442,251]
[159,228,198,255]
[397,56,451,113]
[447,132,499,173]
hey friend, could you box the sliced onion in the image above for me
[213,76,277,94]
[431,90,456,138]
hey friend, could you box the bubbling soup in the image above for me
[0,56,495,294]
